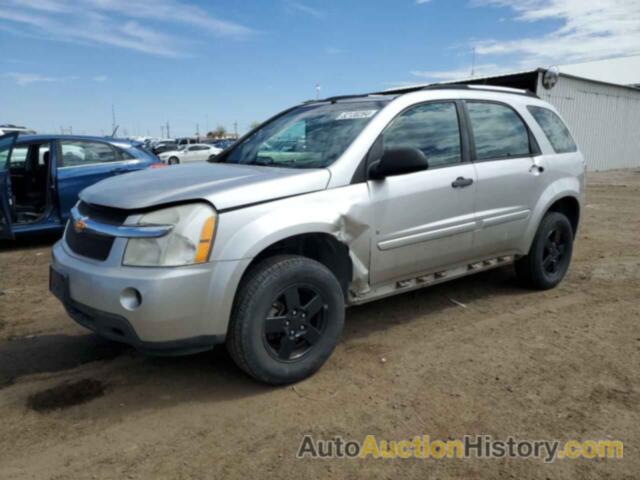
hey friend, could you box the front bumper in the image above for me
[51,239,251,353]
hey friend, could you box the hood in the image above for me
[80,163,331,211]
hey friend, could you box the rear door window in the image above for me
[527,106,577,153]
[10,145,28,168]
[467,102,532,161]
[60,141,119,167]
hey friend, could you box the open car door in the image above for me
[0,132,18,239]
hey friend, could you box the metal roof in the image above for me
[384,69,541,93]
[387,67,640,95]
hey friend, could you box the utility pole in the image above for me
[196,123,200,138]
[233,121,238,138]
[166,121,171,139]
[470,47,476,78]
[111,104,117,135]
[315,83,321,100]
[161,126,165,138]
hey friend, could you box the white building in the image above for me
[559,55,640,87]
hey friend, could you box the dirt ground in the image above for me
[1,169,639,479]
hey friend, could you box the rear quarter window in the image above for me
[117,147,136,160]
[527,106,577,154]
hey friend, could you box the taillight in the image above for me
[149,163,167,169]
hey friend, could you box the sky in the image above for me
[1,0,639,138]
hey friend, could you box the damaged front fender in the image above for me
[210,184,374,297]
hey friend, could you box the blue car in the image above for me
[0,133,163,238]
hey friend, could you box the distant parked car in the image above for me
[209,139,236,150]
[152,142,178,155]
[0,134,163,238]
[158,144,222,165]
[175,137,199,148]
[0,124,36,136]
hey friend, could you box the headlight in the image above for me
[123,203,217,267]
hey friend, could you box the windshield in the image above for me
[219,99,389,169]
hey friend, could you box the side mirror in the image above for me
[369,147,429,179]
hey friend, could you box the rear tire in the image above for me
[227,255,344,385]
[515,212,574,290]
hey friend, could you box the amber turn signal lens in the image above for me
[195,216,216,263]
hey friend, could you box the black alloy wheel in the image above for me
[263,284,328,362]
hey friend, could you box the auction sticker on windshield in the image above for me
[336,110,378,120]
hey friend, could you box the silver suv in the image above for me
[49,85,585,384]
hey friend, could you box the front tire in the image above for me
[168,157,180,165]
[515,212,574,290]
[227,255,345,385]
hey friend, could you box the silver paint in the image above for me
[54,88,585,344]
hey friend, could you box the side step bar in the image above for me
[349,255,515,306]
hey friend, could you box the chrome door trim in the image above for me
[70,206,172,238]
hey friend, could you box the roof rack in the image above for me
[374,83,540,98]
[308,93,380,104]
[311,83,539,104]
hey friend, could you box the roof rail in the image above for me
[309,82,539,104]
[375,83,539,98]
[306,93,382,104]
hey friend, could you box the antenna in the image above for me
[110,104,119,137]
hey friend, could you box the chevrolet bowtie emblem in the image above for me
[74,218,88,233]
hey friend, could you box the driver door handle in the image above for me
[452,177,474,188]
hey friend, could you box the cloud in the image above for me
[416,0,432,4]
[1,72,79,86]
[92,75,108,82]
[470,0,640,65]
[407,0,640,85]
[0,0,255,57]
[287,2,326,18]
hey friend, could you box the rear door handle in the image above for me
[452,177,474,188]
